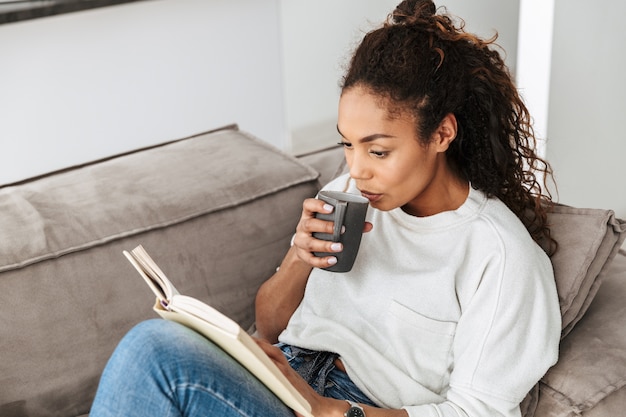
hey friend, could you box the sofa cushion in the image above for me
[542,206,626,336]
[0,125,320,417]
[297,144,347,187]
[535,249,626,416]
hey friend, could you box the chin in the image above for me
[370,201,396,212]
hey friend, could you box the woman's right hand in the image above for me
[255,196,372,342]
[292,197,373,269]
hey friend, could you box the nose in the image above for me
[348,150,370,180]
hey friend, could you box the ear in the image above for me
[432,113,457,152]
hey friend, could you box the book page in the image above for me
[125,245,313,417]
[123,249,168,302]
[171,294,240,337]
[155,304,313,417]
[124,245,178,301]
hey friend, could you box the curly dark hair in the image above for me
[341,0,556,252]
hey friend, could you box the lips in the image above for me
[360,190,382,203]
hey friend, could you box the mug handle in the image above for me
[331,201,347,241]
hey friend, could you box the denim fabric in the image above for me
[90,319,376,417]
[279,344,377,406]
[279,344,338,395]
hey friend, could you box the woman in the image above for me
[91,1,561,416]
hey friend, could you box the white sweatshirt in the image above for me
[279,174,561,417]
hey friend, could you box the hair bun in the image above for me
[392,0,436,24]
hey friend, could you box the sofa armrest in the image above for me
[296,145,346,188]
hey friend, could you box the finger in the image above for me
[254,339,284,362]
[363,221,374,233]
[296,249,339,269]
[301,198,333,219]
[297,217,338,236]
[253,340,295,377]
[293,229,343,254]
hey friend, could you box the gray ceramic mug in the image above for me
[313,191,369,272]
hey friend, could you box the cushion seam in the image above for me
[540,376,626,412]
[0,179,318,273]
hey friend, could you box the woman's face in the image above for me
[337,86,465,217]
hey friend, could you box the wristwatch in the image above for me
[344,400,366,417]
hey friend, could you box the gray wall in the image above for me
[0,0,521,183]
[282,0,520,153]
[442,0,519,71]
[547,0,626,218]
[280,0,398,153]
[3,0,623,221]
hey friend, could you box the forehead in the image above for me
[338,87,417,136]
[340,86,413,118]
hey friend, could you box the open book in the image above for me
[123,245,313,417]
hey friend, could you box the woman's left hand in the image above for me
[254,339,345,417]
[254,340,409,417]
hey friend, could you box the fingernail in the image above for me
[327,257,338,265]
[330,242,342,252]
[323,204,334,212]
[341,225,346,234]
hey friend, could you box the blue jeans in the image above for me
[90,319,376,416]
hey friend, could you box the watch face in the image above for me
[346,406,365,417]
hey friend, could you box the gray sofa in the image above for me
[1,125,624,417]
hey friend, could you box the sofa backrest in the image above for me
[0,126,320,417]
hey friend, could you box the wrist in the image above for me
[310,397,361,417]
[344,400,366,417]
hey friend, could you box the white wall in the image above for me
[0,0,285,185]
[516,0,555,157]
[546,0,626,218]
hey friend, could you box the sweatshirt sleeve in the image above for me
[404,223,561,417]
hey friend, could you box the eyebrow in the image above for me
[336,125,396,143]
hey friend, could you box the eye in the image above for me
[337,141,353,150]
[369,150,389,158]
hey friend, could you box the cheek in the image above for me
[384,160,421,187]
[384,160,433,200]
